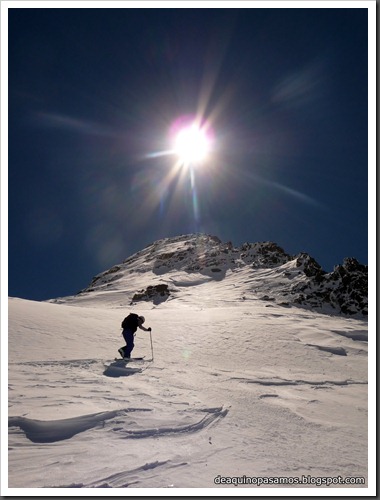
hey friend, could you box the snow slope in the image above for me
[5,235,372,494]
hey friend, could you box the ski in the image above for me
[114,357,145,361]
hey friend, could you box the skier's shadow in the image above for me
[103,361,142,378]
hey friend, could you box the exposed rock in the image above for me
[290,256,367,315]
[77,233,367,316]
[132,284,170,303]
[241,242,291,267]
[295,253,325,278]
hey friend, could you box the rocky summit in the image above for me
[75,234,367,316]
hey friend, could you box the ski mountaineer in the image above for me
[118,313,151,359]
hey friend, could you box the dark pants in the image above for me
[120,329,135,358]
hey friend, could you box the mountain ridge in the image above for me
[60,234,367,316]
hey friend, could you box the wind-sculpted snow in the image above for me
[8,409,147,443]
[9,407,227,444]
[7,270,369,490]
[305,344,348,356]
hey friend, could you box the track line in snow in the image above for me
[51,460,189,488]
[231,376,367,387]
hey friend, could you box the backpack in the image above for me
[121,313,139,330]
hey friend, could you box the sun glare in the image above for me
[174,123,211,165]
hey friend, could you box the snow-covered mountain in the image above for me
[60,234,368,317]
[6,234,371,493]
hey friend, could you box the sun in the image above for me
[173,123,211,165]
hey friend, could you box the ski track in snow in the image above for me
[51,460,190,488]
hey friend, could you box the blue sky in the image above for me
[7,3,371,301]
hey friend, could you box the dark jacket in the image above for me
[121,313,139,333]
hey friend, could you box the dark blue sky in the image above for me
[8,5,370,301]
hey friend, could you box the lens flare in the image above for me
[168,115,214,168]
[174,123,210,165]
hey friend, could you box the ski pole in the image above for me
[149,329,154,361]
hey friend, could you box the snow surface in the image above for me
[4,235,373,494]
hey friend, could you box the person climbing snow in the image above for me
[118,313,151,359]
